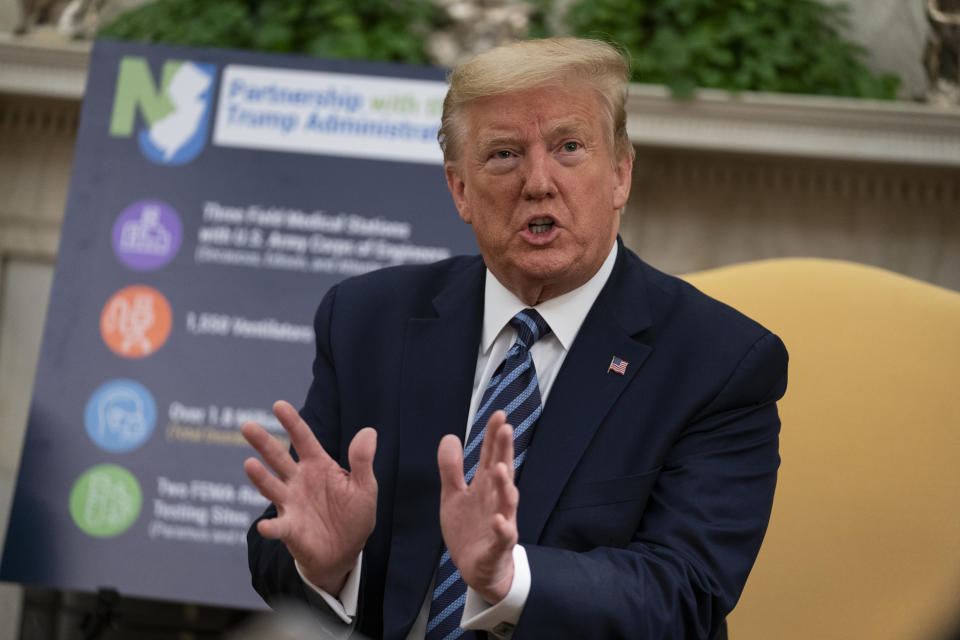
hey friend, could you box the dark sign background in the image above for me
[1,40,476,609]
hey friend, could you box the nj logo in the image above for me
[109,57,217,165]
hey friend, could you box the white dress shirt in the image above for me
[298,241,619,638]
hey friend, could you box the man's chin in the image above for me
[512,252,571,281]
[505,257,595,301]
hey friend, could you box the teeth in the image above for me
[529,218,554,234]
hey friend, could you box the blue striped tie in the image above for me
[426,308,551,640]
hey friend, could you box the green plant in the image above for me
[563,0,900,99]
[99,0,440,64]
[101,0,900,100]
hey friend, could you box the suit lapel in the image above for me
[517,247,654,544]
[382,259,485,639]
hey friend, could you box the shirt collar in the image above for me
[481,241,618,353]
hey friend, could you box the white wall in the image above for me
[0,259,55,640]
[0,0,19,33]
[823,0,930,100]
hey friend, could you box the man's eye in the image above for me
[562,141,580,153]
[494,150,513,159]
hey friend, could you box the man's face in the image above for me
[445,83,632,305]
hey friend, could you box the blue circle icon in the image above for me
[84,380,157,453]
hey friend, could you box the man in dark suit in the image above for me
[243,38,787,639]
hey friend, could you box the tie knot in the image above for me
[510,308,551,349]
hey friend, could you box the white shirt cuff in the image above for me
[295,553,362,624]
[461,544,530,638]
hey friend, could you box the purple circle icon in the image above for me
[111,200,182,271]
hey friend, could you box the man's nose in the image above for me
[521,149,556,200]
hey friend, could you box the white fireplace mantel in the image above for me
[627,84,960,167]
[2,35,959,168]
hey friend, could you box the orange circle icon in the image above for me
[100,285,172,358]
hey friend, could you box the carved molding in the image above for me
[2,38,959,166]
[0,94,79,135]
[0,37,90,99]
[0,217,60,261]
[627,84,960,167]
[633,149,960,208]
[0,94,78,260]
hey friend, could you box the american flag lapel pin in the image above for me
[608,356,628,375]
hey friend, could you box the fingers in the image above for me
[493,462,519,520]
[257,516,290,540]
[479,411,511,472]
[348,427,378,491]
[437,434,467,493]
[494,420,515,481]
[482,412,515,481]
[273,400,331,463]
[243,457,287,505]
[491,462,519,551]
[241,420,298,481]
[492,513,517,548]
[476,411,500,470]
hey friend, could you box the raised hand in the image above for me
[242,400,377,595]
[437,410,519,604]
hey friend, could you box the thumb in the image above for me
[437,434,466,495]
[348,427,378,491]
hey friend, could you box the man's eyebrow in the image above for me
[546,121,589,139]
[476,134,521,151]
[474,120,592,154]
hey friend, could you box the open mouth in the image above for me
[528,217,555,234]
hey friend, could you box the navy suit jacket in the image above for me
[247,241,788,639]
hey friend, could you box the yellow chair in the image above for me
[683,258,960,640]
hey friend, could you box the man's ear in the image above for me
[613,153,633,211]
[445,162,471,224]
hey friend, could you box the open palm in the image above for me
[242,400,377,594]
[438,410,519,604]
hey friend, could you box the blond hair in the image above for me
[438,38,633,164]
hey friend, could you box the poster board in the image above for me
[0,39,476,610]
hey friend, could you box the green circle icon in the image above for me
[69,464,142,537]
